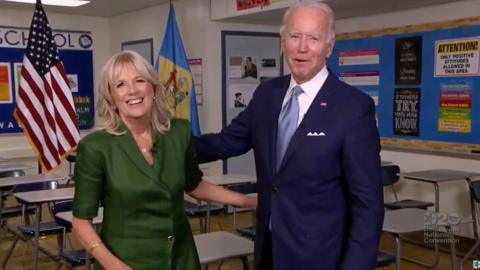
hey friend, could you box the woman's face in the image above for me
[110,64,154,124]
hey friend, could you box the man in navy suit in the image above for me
[195,2,383,270]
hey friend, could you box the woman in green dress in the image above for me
[72,50,257,270]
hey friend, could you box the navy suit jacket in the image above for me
[195,72,384,270]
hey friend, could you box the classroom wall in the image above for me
[336,0,480,238]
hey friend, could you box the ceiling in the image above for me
[0,0,170,17]
[221,0,466,25]
[0,0,467,20]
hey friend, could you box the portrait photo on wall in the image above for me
[241,56,258,79]
[228,83,257,108]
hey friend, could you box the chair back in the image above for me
[52,200,74,228]
[0,170,26,178]
[469,180,480,203]
[381,165,400,186]
[14,180,58,193]
[225,182,257,194]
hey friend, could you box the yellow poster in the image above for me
[0,63,12,103]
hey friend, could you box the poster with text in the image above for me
[393,88,420,136]
[236,0,269,10]
[339,71,379,86]
[395,37,422,85]
[438,81,472,133]
[339,49,379,66]
[434,37,480,77]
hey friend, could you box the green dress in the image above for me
[73,119,202,270]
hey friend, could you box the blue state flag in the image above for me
[156,3,201,136]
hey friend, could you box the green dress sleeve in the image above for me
[72,136,105,218]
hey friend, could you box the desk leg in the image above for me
[394,233,401,270]
[86,250,91,269]
[447,226,457,270]
[32,204,41,270]
[466,179,479,257]
[0,190,3,230]
[206,204,211,233]
[434,183,440,212]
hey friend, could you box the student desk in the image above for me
[56,210,254,270]
[398,169,480,268]
[399,170,480,235]
[381,160,393,166]
[56,207,102,270]
[193,174,256,233]
[13,187,74,270]
[383,208,458,270]
[0,174,65,233]
[399,169,480,212]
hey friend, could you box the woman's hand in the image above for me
[104,259,133,270]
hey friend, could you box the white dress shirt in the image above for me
[282,66,329,126]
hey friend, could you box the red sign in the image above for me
[236,0,270,11]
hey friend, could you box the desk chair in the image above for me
[1,180,64,269]
[225,182,257,239]
[382,165,434,210]
[185,201,224,233]
[52,200,92,270]
[376,251,396,268]
[1,170,28,230]
[0,169,25,178]
[1,180,55,229]
[460,180,480,270]
[65,154,76,185]
[194,231,254,270]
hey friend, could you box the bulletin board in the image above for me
[0,26,94,133]
[327,17,480,157]
[222,31,283,174]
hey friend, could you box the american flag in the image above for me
[14,1,80,172]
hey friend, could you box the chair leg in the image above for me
[1,236,19,268]
[241,256,249,270]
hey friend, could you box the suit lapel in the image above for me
[276,72,337,173]
[270,75,291,176]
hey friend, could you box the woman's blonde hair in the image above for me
[96,50,171,135]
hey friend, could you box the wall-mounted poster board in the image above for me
[0,26,94,133]
[121,38,153,65]
[327,17,480,157]
[222,31,283,174]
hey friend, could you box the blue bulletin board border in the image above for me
[328,17,480,158]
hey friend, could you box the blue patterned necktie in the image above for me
[276,86,303,171]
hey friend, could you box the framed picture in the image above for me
[121,38,154,65]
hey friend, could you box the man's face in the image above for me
[282,7,334,84]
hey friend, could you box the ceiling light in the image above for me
[5,0,90,7]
